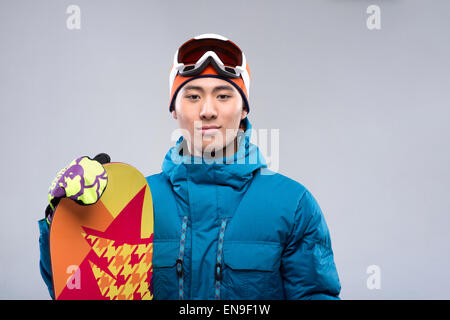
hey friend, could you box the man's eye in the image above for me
[187,95,200,100]
[218,95,230,99]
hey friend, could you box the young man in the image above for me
[39,33,341,300]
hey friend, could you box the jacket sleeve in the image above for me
[280,190,341,300]
[38,212,55,299]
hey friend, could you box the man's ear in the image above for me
[240,97,248,120]
[241,109,248,120]
[172,110,177,120]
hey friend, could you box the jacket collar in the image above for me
[162,117,267,189]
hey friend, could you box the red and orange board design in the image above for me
[50,162,154,300]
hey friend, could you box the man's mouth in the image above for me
[200,125,221,135]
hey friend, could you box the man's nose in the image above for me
[199,96,218,119]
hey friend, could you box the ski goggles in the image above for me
[172,34,248,79]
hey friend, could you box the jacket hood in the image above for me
[162,117,267,190]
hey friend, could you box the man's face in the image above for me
[172,77,248,157]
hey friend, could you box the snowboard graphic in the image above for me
[49,162,154,300]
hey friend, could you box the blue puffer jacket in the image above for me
[39,117,341,300]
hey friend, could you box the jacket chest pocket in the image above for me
[152,240,180,300]
[221,241,284,299]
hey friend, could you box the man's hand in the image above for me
[47,153,110,214]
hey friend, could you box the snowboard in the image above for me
[49,162,154,300]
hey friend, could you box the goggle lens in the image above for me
[178,38,243,67]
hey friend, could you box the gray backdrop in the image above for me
[1,0,449,299]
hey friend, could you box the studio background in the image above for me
[1,0,449,299]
